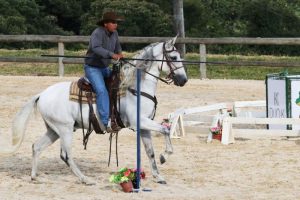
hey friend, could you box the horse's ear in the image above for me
[165,35,178,50]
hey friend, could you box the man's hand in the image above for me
[111,53,124,60]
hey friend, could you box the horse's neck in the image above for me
[125,43,162,95]
[137,63,160,96]
[140,78,158,96]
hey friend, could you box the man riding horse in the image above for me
[84,11,124,133]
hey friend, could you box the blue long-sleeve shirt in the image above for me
[84,26,122,68]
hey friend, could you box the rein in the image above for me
[121,59,172,84]
[108,132,118,167]
[119,42,181,121]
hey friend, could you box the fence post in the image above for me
[199,44,206,79]
[58,42,64,77]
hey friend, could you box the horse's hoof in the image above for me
[85,181,96,186]
[153,174,167,184]
[160,154,166,164]
[81,177,96,185]
[158,180,167,184]
[84,180,96,185]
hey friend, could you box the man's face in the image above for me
[104,21,118,32]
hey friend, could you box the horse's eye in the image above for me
[170,56,177,61]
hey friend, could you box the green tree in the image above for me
[144,0,173,14]
[36,0,91,35]
[0,0,68,35]
[80,0,173,37]
[0,0,27,34]
[241,0,300,55]
[242,0,300,37]
[184,0,248,37]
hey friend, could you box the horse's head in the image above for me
[153,36,188,87]
[120,37,188,89]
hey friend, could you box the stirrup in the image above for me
[105,120,122,133]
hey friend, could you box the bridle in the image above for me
[159,42,185,84]
[120,42,185,84]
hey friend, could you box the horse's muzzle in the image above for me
[173,74,188,86]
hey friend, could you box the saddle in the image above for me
[77,77,104,134]
[74,65,125,149]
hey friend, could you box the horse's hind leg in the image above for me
[58,126,95,185]
[31,127,59,181]
[141,130,166,184]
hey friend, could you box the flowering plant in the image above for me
[161,118,171,129]
[209,126,222,134]
[210,119,222,135]
[109,167,146,184]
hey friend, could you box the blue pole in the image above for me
[136,68,141,190]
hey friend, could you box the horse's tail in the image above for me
[0,94,40,155]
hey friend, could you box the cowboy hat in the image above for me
[96,11,124,26]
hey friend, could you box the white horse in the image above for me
[5,36,188,185]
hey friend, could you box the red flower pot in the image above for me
[120,181,133,193]
[212,133,222,141]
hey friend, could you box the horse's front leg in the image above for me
[141,130,166,184]
[137,117,173,164]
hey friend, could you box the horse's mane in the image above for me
[120,42,159,89]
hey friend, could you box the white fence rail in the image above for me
[222,117,300,145]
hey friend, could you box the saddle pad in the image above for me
[69,81,96,103]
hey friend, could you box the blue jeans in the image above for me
[84,64,112,126]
